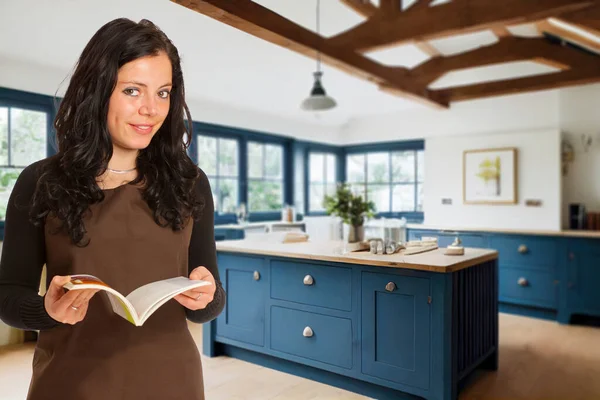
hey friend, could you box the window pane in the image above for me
[367,184,389,213]
[349,183,366,199]
[367,152,389,184]
[391,151,415,183]
[0,167,23,220]
[309,182,325,212]
[218,178,238,214]
[265,144,282,179]
[248,142,263,178]
[326,154,336,183]
[11,108,47,166]
[417,183,424,211]
[0,108,8,165]
[346,154,364,183]
[248,180,283,212]
[218,138,238,177]
[309,153,324,183]
[197,135,216,175]
[392,184,415,212]
[326,183,337,198]
[417,150,424,182]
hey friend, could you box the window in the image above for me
[346,149,424,213]
[197,134,239,213]
[308,152,337,212]
[247,141,283,212]
[0,106,48,220]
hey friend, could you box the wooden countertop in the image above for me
[216,239,498,273]
[406,224,600,239]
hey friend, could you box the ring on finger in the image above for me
[71,305,80,311]
[195,293,202,300]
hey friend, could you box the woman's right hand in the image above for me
[44,275,99,325]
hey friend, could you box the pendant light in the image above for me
[301,0,337,111]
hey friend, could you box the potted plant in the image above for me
[323,183,376,243]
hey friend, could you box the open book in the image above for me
[63,274,211,326]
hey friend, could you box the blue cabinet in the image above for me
[361,271,431,390]
[564,239,600,321]
[408,227,600,324]
[216,253,266,346]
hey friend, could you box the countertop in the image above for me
[406,223,600,239]
[216,221,306,230]
[216,239,498,273]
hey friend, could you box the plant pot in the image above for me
[346,224,364,243]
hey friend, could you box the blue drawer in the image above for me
[270,306,353,369]
[270,260,352,311]
[490,235,557,270]
[499,268,557,309]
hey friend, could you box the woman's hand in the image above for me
[174,266,216,311]
[44,275,99,325]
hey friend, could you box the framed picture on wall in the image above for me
[463,147,518,204]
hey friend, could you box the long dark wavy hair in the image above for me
[30,18,204,246]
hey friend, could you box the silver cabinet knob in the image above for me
[303,326,313,337]
[385,282,396,292]
[253,271,260,281]
[303,275,314,285]
[517,277,528,287]
[518,245,528,254]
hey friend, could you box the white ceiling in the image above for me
[0,0,578,127]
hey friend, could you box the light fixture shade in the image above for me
[301,71,336,111]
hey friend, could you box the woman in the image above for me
[0,18,225,399]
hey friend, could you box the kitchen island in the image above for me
[204,239,499,400]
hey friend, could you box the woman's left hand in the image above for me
[174,266,216,311]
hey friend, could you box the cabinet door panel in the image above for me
[216,254,266,346]
[361,271,430,390]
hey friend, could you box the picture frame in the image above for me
[463,147,518,205]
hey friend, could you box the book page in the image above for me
[125,277,211,324]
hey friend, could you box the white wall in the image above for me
[0,55,344,145]
[342,89,560,143]
[560,84,600,228]
[423,129,562,231]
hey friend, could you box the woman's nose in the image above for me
[139,96,157,117]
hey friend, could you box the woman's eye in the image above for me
[123,88,139,96]
[158,90,171,99]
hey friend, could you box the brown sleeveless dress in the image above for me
[27,183,204,400]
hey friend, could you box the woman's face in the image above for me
[107,51,172,153]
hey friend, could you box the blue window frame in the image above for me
[196,134,239,214]
[344,140,424,221]
[190,121,293,224]
[0,87,57,238]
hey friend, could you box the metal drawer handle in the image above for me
[518,245,528,254]
[253,271,260,281]
[518,277,529,287]
[303,275,314,286]
[303,326,314,337]
[385,282,396,292]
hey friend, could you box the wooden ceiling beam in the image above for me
[172,0,448,109]
[433,67,600,102]
[327,0,595,52]
[379,0,401,15]
[411,37,593,86]
[339,0,377,18]
[537,20,600,53]
[491,26,512,38]
[557,4,600,36]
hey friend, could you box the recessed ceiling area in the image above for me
[1,0,600,129]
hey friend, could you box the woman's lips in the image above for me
[129,124,154,134]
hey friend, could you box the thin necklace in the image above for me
[107,167,136,174]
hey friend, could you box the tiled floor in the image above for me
[2,313,600,399]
